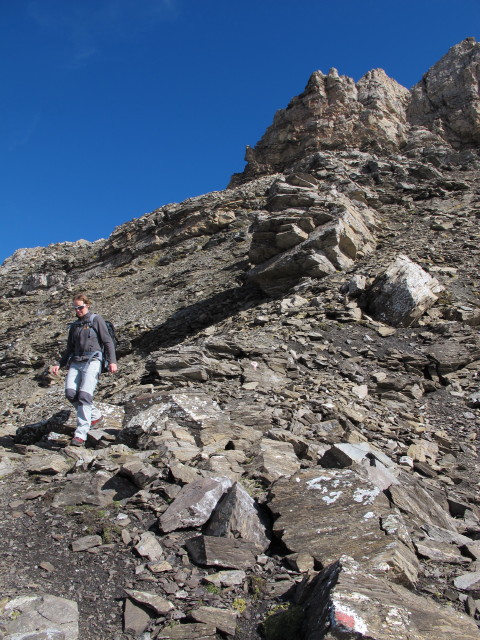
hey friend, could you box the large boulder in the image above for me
[297,557,480,640]
[361,255,444,326]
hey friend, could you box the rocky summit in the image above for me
[0,38,480,640]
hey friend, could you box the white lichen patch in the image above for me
[322,491,343,504]
[353,487,380,504]
[306,476,332,490]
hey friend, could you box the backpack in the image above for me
[90,314,118,372]
[69,314,118,373]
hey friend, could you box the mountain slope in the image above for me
[0,39,479,640]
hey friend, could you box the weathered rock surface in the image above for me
[297,558,480,640]
[361,255,444,326]
[0,594,79,640]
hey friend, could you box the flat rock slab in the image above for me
[454,571,480,592]
[123,597,151,635]
[124,589,174,615]
[71,534,102,552]
[159,476,233,532]
[1,594,79,640]
[119,459,160,488]
[186,535,257,570]
[156,622,217,639]
[300,558,480,640]
[414,539,471,564]
[0,455,17,477]
[269,467,394,571]
[247,438,301,483]
[52,470,138,508]
[190,605,238,635]
[203,569,246,587]
[388,474,457,533]
[26,452,74,476]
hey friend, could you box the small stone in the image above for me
[148,561,173,573]
[124,589,174,615]
[71,534,103,552]
[134,531,164,562]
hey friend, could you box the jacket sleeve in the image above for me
[93,315,117,364]
[58,327,74,368]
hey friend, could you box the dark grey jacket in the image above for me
[59,312,117,367]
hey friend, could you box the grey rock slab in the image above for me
[26,453,74,476]
[134,531,164,562]
[414,539,471,564]
[299,557,480,640]
[363,463,400,492]
[71,534,102,552]
[454,571,480,591]
[0,455,17,477]
[247,439,301,484]
[240,361,289,392]
[185,535,257,570]
[169,461,202,485]
[51,470,138,508]
[124,589,174,615]
[320,443,398,482]
[159,476,232,533]
[313,419,345,444]
[190,605,238,636]
[370,540,420,588]
[122,391,225,437]
[269,467,402,576]
[266,427,309,458]
[1,594,79,640]
[464,541,480,560]
[286,552,316,573]
[123,597,151,635]
[420,522,473,546]
[156,623,217,639]
[202,569,246,587]
[427,340,480,376]
[388,476,458,533]
[204,482,270,551]
[119,459,160,488]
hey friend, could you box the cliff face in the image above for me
[409,38,480,148]
[0,40,480,640]
[230,38,480,184]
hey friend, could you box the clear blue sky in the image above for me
[1,1,479,264]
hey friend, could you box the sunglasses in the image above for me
[74,305,86,310]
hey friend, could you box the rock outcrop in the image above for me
[1,39,480,640]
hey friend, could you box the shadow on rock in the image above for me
[132,282,266,352]
[15,410,72,445]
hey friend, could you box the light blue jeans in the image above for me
[65,359,102,440]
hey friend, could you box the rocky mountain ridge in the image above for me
[0,39,479,640]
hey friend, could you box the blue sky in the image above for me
[1,1,479,264]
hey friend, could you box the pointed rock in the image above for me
[204,482,270,551]
[159,476,233,533]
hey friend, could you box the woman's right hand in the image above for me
[51,365,60,376]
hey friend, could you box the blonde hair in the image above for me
[72,292,92,306]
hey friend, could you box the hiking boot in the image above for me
[70,437,85,447]
[90,416,103,427]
